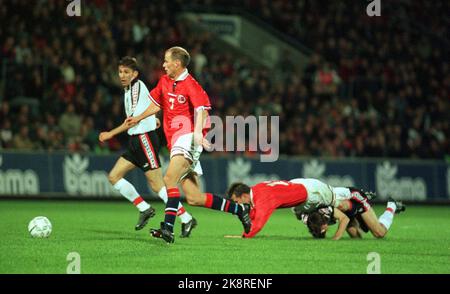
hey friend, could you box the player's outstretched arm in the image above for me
[332,208,350,240]
[99,120,130,142]
[242,208,273,239]
[125,103,161,127]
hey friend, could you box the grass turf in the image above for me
[0,200,449,274]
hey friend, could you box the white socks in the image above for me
[378,202,396,230]
[158,187,192,223]
[113,178,150,212]
[112,180,192,220]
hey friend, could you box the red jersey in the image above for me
[244,180,308,238]
[149,69,211,149]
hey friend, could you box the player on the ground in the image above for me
[227,178,405,239]
[226,180,310,238]
[99,56,196,237]
[292,185,406,240]
[125,47,251,243]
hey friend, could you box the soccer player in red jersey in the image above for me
[126,47,251,243]
[99,56,195,236]
[227,180,310,238]
[228,178,406,240]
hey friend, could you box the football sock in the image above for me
[378,202,396,230]
[113,178,150,212]
[164,187,181,232]
[158,187,192,224]
[205,193,243,215]
[177,206,192,224]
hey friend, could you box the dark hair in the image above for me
[118,56,139,71]
[306,211,328,239]
[167,46,190,67]
[226,182,250,199]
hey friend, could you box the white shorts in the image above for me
[170,133,203,180]
[289,178,335,211]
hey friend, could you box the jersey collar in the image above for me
[124,78,139,92]
[174,69,189,81]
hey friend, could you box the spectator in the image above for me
[59,104,82,141]
[12,126,34,150]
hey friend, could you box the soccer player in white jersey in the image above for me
[99,56,197,237]
[290,178,405,240]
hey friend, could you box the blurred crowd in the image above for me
[0,0,448,159]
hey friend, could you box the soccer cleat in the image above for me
[237,204,252,234]
[135,207,156,231]
[388,197,406,214]
[150,222,175,243]
[180,217,197,238]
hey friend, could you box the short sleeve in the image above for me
[149,78,163,107]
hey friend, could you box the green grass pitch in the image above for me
[1,200,449,274]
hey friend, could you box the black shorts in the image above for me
[347,191,372,216]
[355,214,370,233]
[121,131,161,172]
[345,191,372,233]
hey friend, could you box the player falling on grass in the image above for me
[227,178,405,239]
[126,47,251,243]
[226,180,310,238]
[292,185,406,240]
[99,56,197,237]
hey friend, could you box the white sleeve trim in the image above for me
[195,106,211,112]
[148,94,161,107]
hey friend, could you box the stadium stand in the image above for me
[0,0,448,159]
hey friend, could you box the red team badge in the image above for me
[177,95,186,104]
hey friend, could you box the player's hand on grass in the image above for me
[99,132,112,142]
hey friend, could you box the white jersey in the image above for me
[289,178,353,213]
[124,79,157,135]
[289,178,334,212]
[331,187,352,208]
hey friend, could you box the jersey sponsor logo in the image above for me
[177,95,186,104]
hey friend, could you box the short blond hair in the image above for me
[167,46,190,67]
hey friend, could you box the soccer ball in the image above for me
[28,216,52,238]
